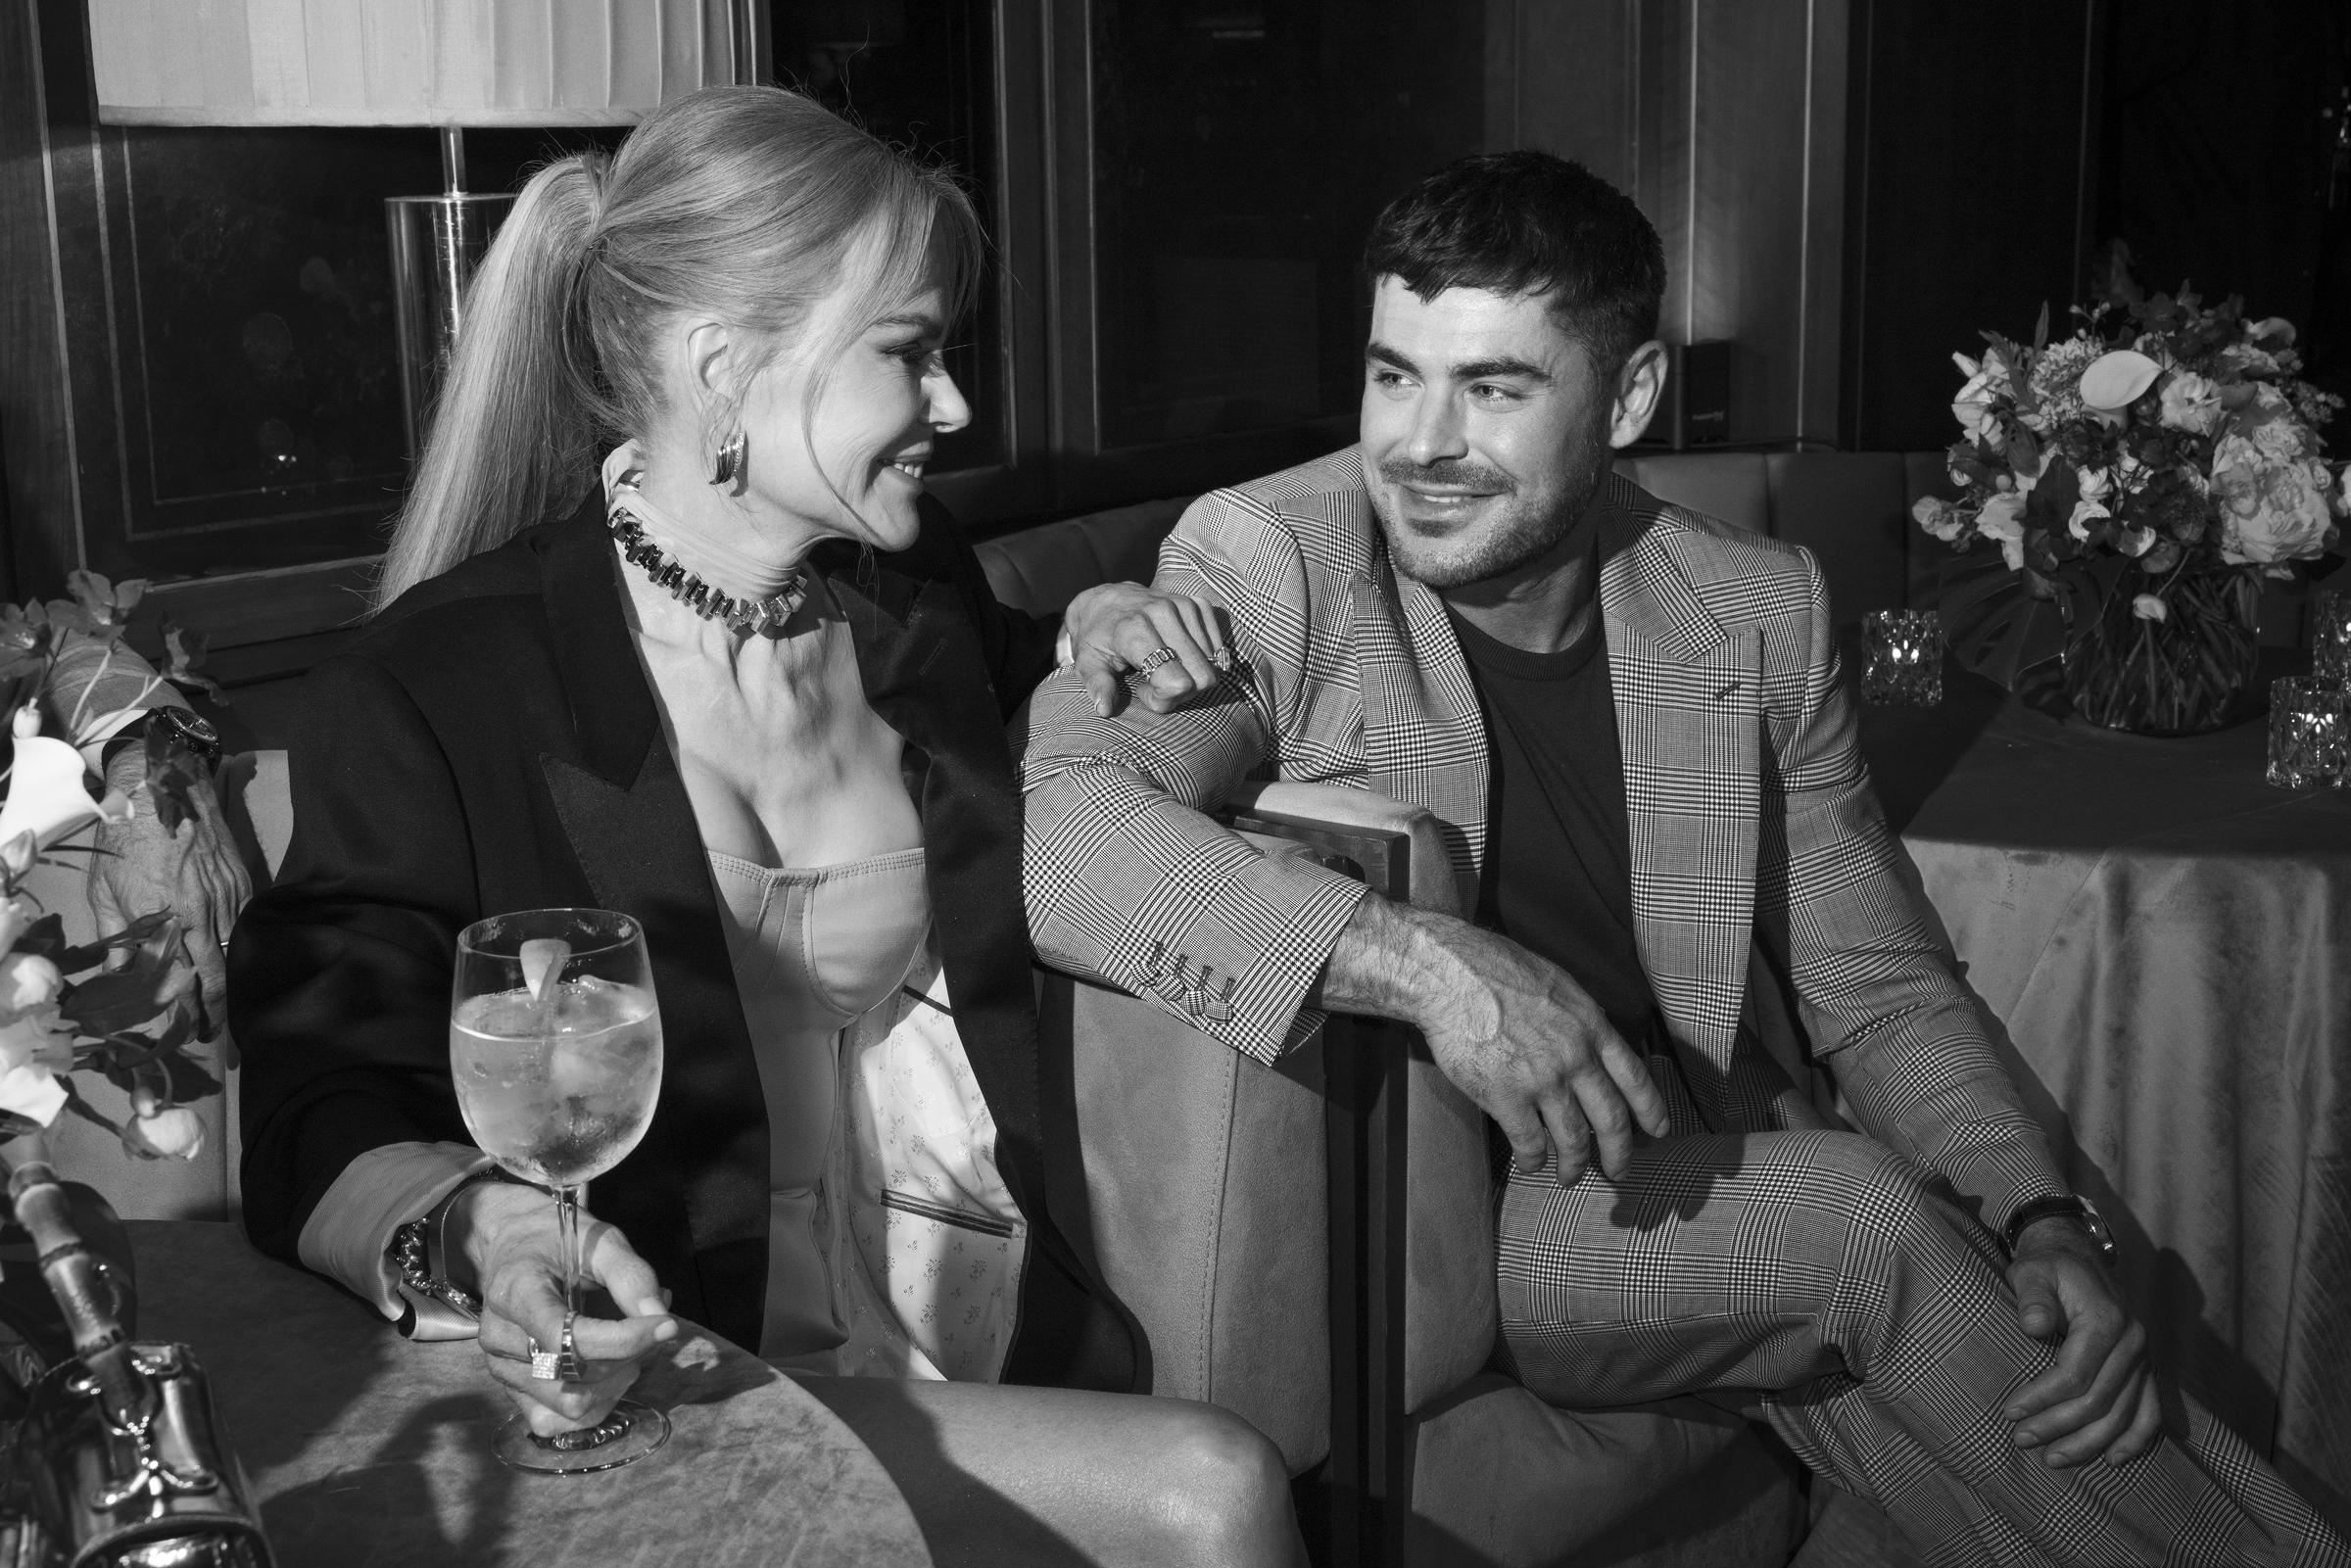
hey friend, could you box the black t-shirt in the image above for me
[1447,604,1668,1055]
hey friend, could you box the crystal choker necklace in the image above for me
[604,500,810,634]
[601,453,813,643]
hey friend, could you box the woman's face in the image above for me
[735,278,970,554]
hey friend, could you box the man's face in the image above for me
[1359,278,1618,591]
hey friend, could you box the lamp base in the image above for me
[387,192,516,462]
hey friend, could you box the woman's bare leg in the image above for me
[795,1377,1306,1568]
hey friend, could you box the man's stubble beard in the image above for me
[1370,414,1615,593]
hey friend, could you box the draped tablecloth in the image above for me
[1861,671,2351,1532]
[123,1221,932,1568]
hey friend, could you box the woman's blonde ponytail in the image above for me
[372,153,611,611]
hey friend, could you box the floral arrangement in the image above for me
[0,573,223,1163]
[1913,257,2349,729]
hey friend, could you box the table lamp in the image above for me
[83,0,761,458]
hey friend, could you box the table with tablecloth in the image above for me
[122,1220,932,1568]
[1859,667,2351,1532]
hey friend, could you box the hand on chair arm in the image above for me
[1316,896,1669,1183]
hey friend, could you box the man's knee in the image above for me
[1796,1132,1975,1283]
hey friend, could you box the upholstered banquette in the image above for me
[32,449,1949,1565]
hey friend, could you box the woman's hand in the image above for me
[446,1180,679,1438]
[1062,584,1231,717]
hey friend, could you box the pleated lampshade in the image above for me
[83,0,758,457]
[87,0,747,126]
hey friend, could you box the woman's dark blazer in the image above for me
[230,489,1141,1391]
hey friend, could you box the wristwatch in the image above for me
[2001,1194,2117,1261]
[100,706,221,770]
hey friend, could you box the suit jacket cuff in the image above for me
[297,1141,495,1328]
[1133,864,1367,1065]
[1940,1136,2070,1242]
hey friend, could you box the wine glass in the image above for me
[451,907,669,1474]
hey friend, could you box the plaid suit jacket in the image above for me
[1021,447,2066,1234]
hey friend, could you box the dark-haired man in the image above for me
[1021,151,2347,1561]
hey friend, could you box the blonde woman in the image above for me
[231,86,1299,1566]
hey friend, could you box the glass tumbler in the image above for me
[2310,588,2351,689]
[1862,609,1943,707]
[2267,677,2348,789]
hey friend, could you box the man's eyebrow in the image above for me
[1365,341,1553,385]
[1453,356,1553,384]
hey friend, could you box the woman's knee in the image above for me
[1141,1402,1301,1567]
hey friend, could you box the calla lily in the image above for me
[2079,350,2162,411]
[0,707,112,861]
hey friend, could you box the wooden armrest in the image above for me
[1222,781,1465,918]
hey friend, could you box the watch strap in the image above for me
[2000,1194,2116,1260]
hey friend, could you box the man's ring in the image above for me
[1137,646,1178,674]
[527,1336,561,1381]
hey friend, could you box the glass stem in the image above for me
[553,1184,586,1381]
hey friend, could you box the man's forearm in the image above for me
[1313,892,1458,1025]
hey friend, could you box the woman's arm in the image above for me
[231,652,484,1266]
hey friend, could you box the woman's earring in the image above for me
[708,427,746,489]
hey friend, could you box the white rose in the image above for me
[121,1090,205,1162]
[1974,492,2029,571]
[2158,371,2226,436]
[0,1065,65,1128]
[0,955,64,1023]
[2212,438,2337,564]
[2067,499,2110,542]
[0,897,36,955]
[2132,594,2169,622]
[0,1007,72,1075]
[2077,467,2114,503]
[1910,495,1967,544]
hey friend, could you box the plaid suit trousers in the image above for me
[1497,1119,2350,1567]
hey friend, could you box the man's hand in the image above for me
[89,744,252,1038]
[2003,1216,2162,1467]
[1062,584,1229,717]
[451,1180,678,1439]
[1319,896,1669,1182]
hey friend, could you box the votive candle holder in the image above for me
[2310,588,2351,689]
[1862,609,1943,707]
[2267,677,2348,790]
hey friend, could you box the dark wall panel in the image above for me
[1842,2,2102,452]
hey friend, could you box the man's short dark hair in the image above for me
[1364,150,1666,374]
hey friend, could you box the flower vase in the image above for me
[2062,571,2260,736]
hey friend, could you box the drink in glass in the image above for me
[451,908,670,1474]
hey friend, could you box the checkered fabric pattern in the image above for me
[1020,447,2067,1237]
[1498,1129,2351,1566]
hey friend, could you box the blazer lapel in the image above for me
[1354,532,1491,905]
[1598,500,1761,1097]
[535,499,769,1346]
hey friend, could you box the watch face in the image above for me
[154,708,220,757]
